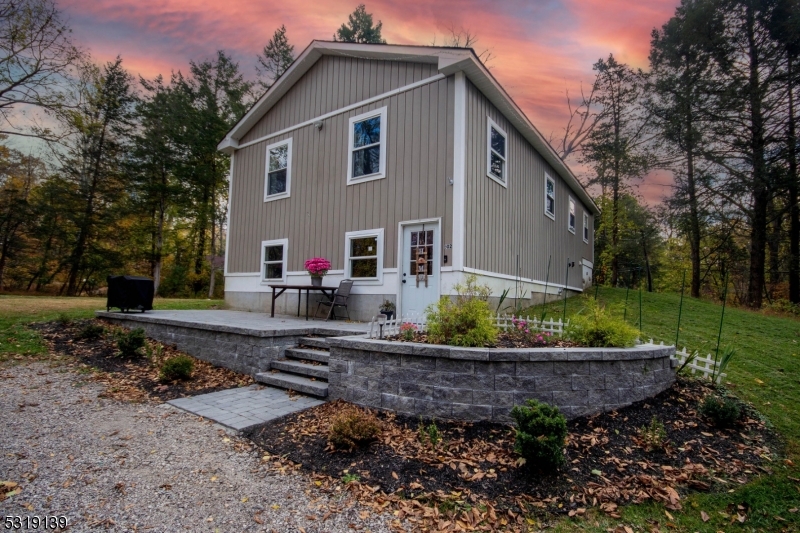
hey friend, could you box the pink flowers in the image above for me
[400,322,418,341]
[509,315,550,347]
[304,257,331,276]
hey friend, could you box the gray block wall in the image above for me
[326,337,676,421]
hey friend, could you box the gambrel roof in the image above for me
[218,41,599,215]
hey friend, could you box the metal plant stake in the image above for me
[675,269,686,348]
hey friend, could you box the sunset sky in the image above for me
[57,0,681,202]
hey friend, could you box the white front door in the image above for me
[401,223,439,317]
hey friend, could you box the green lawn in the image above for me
[528,288,800,532]
[0,295,223,362]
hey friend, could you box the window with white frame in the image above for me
[344,229,384,282]
[261,239,288,282]
[583,212,590,243]
[568,197,576,234]
[264,138,292,201]
[347,107,387,184]
[545,174,556,219]
[486,117,507,186]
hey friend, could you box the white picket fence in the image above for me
[367,312,566,339]
[672,346,727,384]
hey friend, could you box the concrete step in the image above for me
[255,372,328,398]
[271,359,329,380]
[299,337,330,350]
[285,347,330,364]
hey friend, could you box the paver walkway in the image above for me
[168,384,323,431]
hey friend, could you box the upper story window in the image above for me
[261,238,288,283]
[486,117,507,186]
[583,212,590,243]
[568,197,576,234]
[347,107,387,185]
[264,139,292,202]
[344,228,384,284]
[545,174,556,220]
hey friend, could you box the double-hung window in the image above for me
[261,238,288,283]
[264,138,292,201]
[486,117,507,186]
[544,174,556,220]
[583,212,590,243]
[344,228,384,283]
[568,197,576,234]
[347,107,387,184]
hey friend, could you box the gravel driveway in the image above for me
[0,363,393,532]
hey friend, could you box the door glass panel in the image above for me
[408,231,434,279]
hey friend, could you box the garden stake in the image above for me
[562,257,570,324]
[639,278,643,336]
[623,279,630,321]
[540,255,551,325]
[675,269,686,348]
[594,281,599,300]
[715,272,729,361]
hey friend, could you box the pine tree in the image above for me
[256,25,295,91]
[334,5,387,44]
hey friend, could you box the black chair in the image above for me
[315,279,354,321]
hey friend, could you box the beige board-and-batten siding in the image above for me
[240,56,440,145]
[463,80,594,288]
[227,75,455,274]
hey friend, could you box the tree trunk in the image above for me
[0,237,9,290]
[788,53,800,303]
[685,110,702,298]
[641,230,653,292]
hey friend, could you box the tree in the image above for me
[334,4,386,44]
[648,0,728,298]
[256,25,295,91]
[432,24,494,66]
[0,0,82,140]
[583,55,653,286]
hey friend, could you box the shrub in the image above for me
[56,313,73,326]
[699,395,741,428]
[159,355,194,382]
[399,322,418,341]
[507,316,551,346]
[116,328,146,358]
[76,322,105,341]
[566,299,639,347]
[425,275,498,347]
[510,399,567,472]
[417,418,441,447]
[328,405,381,451]
[639,417,667,451]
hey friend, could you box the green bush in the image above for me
[328,405,381,451]
[116,328,146,358]
[56,313,73,326]
[76,322,105,341]
[639,416,667,451]
[699,394,741,428]
[159,355,194,382]
[425,275,498,347]
[566,299,639,347]
[510,399,567,472]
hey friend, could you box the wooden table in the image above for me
[268,284,338,320]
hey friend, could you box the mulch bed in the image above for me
[31,318,253,402]
[246,378,779,531]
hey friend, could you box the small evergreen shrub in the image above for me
[566,299,639,347]
[328,405,381,451]
[159,355,194,382]
[76,322,105,341]
[510,399,567,472]
[116,328,146,358]
[56,313,73,326]
[425,275,498,347]
[417,418,442,447]
[639,416,667,451]
[699,395,741,428]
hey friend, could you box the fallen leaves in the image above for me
[0,481,21,501]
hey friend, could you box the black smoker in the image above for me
[106,275,155,313]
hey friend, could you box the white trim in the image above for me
[486,116,508,187]
[568,196,576,234]
[344,228,384,284]
[581,258,594,268]
[260,238,288,284]
[583,211,590,244]
[264,138,292,202]
[462,266,584,292]
[452,71,467,271]
[544,173,556,221]
[346,106,387,185]
[223,152,235,276]
[226,272,260,277]
[236,75,445,151]
[396,218,442,318]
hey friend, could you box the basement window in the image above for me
[261,238,288,283]
[344,228,384,283]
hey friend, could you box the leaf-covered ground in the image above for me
[246,378,777,531]
[31,318,253,402]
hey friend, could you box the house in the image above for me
[218,41,599,321]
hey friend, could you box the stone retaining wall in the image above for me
[326,337,676,421]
